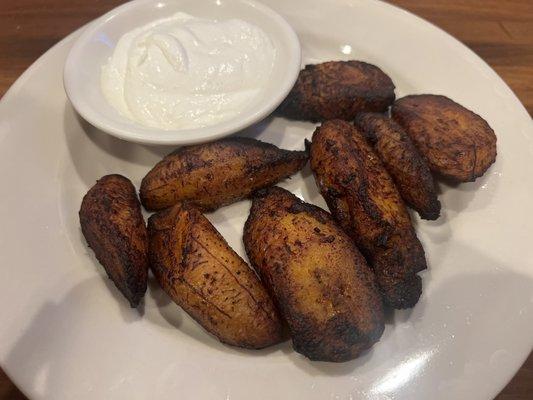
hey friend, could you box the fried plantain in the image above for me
[148,203,283,349]
[309,120,426,309]
[392,94,497,182]
[244,186,384,362]
[355,112,441,220]
[140,137,307,212]
[79,174,148,307]
[277,60,396,122]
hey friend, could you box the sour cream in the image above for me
[101,12,275,130]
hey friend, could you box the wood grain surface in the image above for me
[0,1,531,399]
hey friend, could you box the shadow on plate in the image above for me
[63,103,311,191]
[144,274,290,357]
[436,165,500,214]
[63,103,175,188]
[77,226,146,320]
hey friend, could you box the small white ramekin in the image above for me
[64,0,301,145]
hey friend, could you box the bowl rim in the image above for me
[63,0,301,145]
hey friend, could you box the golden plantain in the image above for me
[244,186,384,362]
[355,112,441,220]
[392,94,497,182]
[309,120,427,309]
[148,203,283,349]
[140,137,307,212]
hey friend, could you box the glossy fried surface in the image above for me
[148,203,283,349]
[309,120,426,309]
[140,137,308,211]
[392,94,497,182]
[355,113,441,220]
[244,186,384,362]
[79,174,148,307]
[277,61,395,122]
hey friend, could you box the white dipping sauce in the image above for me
[101,12,275,130]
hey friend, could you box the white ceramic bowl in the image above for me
[63,0,301,145]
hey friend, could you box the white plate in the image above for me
[1,0,532,399]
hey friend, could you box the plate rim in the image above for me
[0,1,531,399]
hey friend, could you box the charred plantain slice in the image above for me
[140,137,308,212]
[79,174,148,307]
[148,203,283,349]
[277,60,395,122]
[309,120,427,309]
[244,186,384,362]
[392,94,497,182]
[355,112,441,220]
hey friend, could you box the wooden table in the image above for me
[0,1,531,399]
